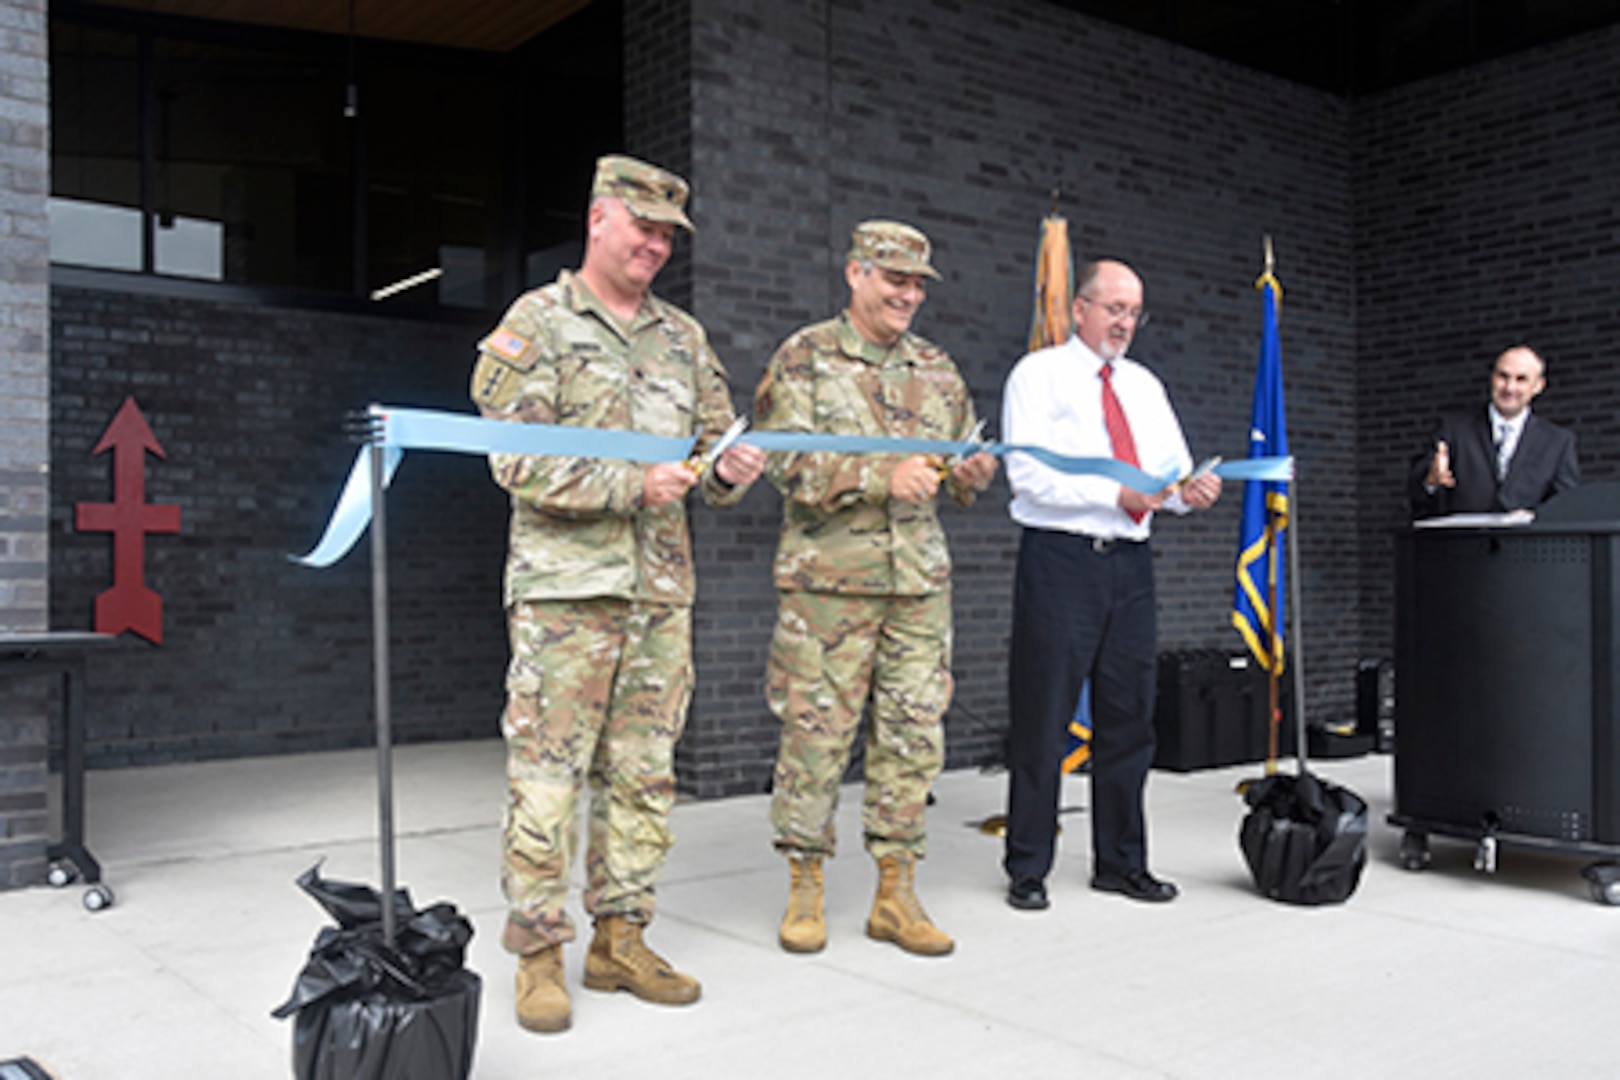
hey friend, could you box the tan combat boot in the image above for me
[583,915,701,1005]
[866,852,954,956]
[514,943,570,1033]
[779,856,827,953]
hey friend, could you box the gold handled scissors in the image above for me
[933,418,988,479]
[1172,455,1222,491]
[688,416,749,478]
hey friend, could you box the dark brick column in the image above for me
[0,0,53,888]
[624,0,695,310]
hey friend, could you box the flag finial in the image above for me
[1263,234,1275,276]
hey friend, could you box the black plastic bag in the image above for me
[274,864,482,1080]
[1239,771,1368,905]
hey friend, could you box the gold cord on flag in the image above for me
[1028,210,1074,352]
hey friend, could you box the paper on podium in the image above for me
[1413,509,1536,529]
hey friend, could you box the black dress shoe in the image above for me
[1091,867,1178,903]
[1007,877,1050,911]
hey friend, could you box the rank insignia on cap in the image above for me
[591,154,695,232]
[484,328,531,362]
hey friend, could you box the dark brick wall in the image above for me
[625,0,696,310]
[0,0,51,888]
[28,2,1619,817]
[1352,26,1620,658]
[672,0,1359,796]
[49,284,510,765]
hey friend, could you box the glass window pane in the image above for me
[365,61,503,308]
[50,22,141,271]
[153,36,352,291]
[154,214,225,280]
[49,197,141,271]
[515,5,621,290]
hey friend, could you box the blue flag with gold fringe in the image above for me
[1064,681,1091,773]
[1232,272,1290,671]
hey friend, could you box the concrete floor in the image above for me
[3,741,1618,1079]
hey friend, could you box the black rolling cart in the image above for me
[0,631,120,910]
[1391,484,1620,904]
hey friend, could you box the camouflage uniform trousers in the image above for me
[767,588,952,861]
[499,597,693,956]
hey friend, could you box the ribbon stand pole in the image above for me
[368,416,398,947]
[1287,468,1309,774]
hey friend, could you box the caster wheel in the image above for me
[1399,830,1430,871]
[1582,863,1620,906]
[82,884,115,912]
[46,861,78,888]
[1473,835,1499,874]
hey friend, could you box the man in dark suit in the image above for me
[1410,345,1579,519]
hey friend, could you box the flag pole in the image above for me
[975,197,1085,836]
[1266,532,1282,773]
[1261,234,1310,776]
[1235,236,1294,793]
[1287,458,1310,775]
[1263,236,1282,775]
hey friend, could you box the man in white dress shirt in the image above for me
[1000,258,1221,911]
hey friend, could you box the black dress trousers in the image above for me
[1003,526,1160,883]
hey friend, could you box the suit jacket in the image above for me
[1409,407,1580,518]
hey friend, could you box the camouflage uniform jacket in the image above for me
[471,270,747,608]
[755,312,981,596]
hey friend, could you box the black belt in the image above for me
[1078,533,1145,555]
[1025,525,1148,555]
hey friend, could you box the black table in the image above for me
[0,631,120,910]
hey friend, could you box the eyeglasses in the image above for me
[1078,294,1150,329]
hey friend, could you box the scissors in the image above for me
[933,418,989,479]
[1172,455,1222,491]
[688,416,750,478]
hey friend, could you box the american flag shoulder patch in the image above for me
[483,328,531,362]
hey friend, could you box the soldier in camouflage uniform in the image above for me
[755,220,998,957]
[471,155,766,1034]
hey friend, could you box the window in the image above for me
[151,36,353,288]
[365,60,503,309]
[50,23,142,272]
[49,5,621,310]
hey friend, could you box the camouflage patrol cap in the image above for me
[592,154,695,232]
[847,220,941,280]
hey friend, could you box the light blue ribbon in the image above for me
[295,445,405,569]
[386,406,699,462]
[292,405,1294,568]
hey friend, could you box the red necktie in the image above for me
[1100,363,1146,523]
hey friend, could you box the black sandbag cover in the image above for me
[1240,771,1368,905]
[274,864,481,1080]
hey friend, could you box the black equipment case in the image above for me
[1154,649,1295,772]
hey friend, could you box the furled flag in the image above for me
[1027,208,1091,772]
[1232,270,1290,671]
[1028,213,1074,351]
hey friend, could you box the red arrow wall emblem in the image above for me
[74,397,182,644]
